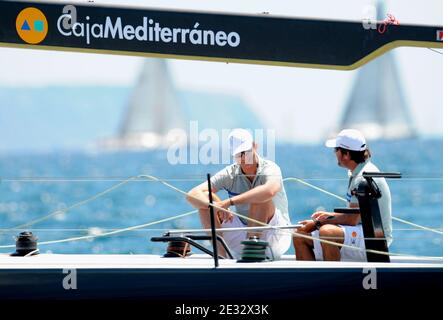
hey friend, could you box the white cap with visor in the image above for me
[325,129,367,151]
[228,128,253,156]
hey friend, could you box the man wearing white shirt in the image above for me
[293,129,393,262]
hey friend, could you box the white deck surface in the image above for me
[0,254,441,269]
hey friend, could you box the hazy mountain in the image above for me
[0,86,263,153]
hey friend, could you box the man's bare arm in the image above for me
[312,203,361,226]
[186,182,218,209]
[230,180,281,205]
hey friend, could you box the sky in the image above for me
[1,0,443,143]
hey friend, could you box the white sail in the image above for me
[119,58,186,137]
[100,58,186,150]
[339,1,417,140]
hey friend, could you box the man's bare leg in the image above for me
[198,194,227,257]
[293,233,315,260]
[318,224,344,261]
[247,200,275,239]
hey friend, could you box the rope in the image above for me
[5,176,443,182]
[0,173,189,234]
[283,177,443,236]
[0,176,140,233]
[2,174,440,237]
[0,174,192,234]
[0,174,389,256]
[0,174,441,260]
[202,201,443,261]
[0,209,197,249]
[155,178,443,261]
[0,228,440,234]
[0,228,172,232]
[283,177,346,202]
[429,48,443,56]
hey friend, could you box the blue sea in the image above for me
[0,140,442,257]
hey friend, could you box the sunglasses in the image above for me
[235,150,252,159]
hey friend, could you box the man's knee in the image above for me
[319,225,343,244]
[293,232,312,247]
[293,235,305,246]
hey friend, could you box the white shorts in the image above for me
[312,224,367,262]
[220,209,291,260]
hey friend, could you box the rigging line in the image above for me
[1,227,440,232]
[156,178,443,260]
[1,177,441,261]
[1,177,206,182]
[0,209,197,249]
[0,228,172,232]
[0,175,369,253]
[390,216,443,235]
[428,48,443,56]
[4,172,442,240]
[0,175,140,234]
[394,228,443,231]
[0,194,434,260]
[0,173,194,233]
[283,177,346,202]
[4,175,443,181]
[209,204,443,261]
[2,173,441,255]
[283,177,443,236]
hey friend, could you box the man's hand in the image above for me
[297,219,316,233]
[311,211,335,222]
[214,199,233,223]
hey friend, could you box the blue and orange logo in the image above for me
[351,231,357,245]
[16,7,48,44]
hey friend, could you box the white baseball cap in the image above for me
[325,129,367,151]
[228,128,253,156]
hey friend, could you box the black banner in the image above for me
[1,0,443,70]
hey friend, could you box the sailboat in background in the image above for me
[98,57,264,151]
[336,1,417,140]
[99,58,186,150]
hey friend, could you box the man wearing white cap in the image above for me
[293,129,393,262]
[187,128,292,259]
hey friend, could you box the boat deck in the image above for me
[1,253,442,269]
[0,253,442,300]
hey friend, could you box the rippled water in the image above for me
[0,139,442,257]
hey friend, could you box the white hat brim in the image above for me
[232,141,253,156]
[325,139,338,148]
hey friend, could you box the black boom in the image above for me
[1,0,443,70]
